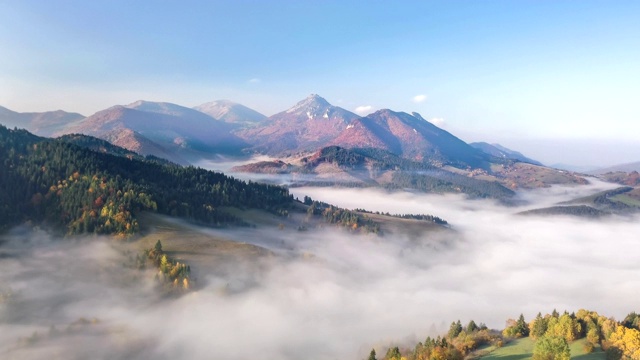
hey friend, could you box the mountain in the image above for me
[0,105,84,136]
[235,94,360,154]
[194,100,267,126]
[55,101,247,160]
[332,110,488,168]
[470,142,542,166]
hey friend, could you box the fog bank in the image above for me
[1,181,638,359]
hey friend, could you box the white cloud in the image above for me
[354,105,372,115]
[248,78,261,84]
[430,117,445,127]
[412,94,427,103]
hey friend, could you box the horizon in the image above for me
[1,1,639,167]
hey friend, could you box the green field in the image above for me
[611,194,640,207]
[479,338,605,360]
[480,337,534,360]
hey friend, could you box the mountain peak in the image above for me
[286,94,331,114]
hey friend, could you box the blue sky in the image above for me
[1,0,639,166]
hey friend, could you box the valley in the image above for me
[1,94,640,360]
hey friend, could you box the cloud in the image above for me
[248,78,261,84]
[430,117,445,127]
[1,179,638,360]
[412,94,428,103]
[354,105,373,115]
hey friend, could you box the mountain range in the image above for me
[52,101,247,163]
[1,94,592,191]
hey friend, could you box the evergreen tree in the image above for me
[368,348,377,360]
[516,314,530,337]
[385,346,401,360]
[530,312,548,339]
[466,320,479,333]
[448,320,463,339]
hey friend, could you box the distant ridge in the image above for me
[194,99,267,125]
[470,142,542,166]
[55,101,247,158]
[591,161,640,174]
[0,105,84,136]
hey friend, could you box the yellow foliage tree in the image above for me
[609,326,640,360]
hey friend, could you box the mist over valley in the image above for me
[1,175,638,359]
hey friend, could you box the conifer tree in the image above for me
[368,348,377,360]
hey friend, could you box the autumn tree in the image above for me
[533,335,570,360]
[503,314,529,338]
[609,325,640,360]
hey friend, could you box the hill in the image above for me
[233,146,516,200]
[56,133,177,166]
[597,171,640,186]
[0,125,291,235]
[517,205,609,218]
[516,186,640,217]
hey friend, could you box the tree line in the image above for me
[374,309,640,360]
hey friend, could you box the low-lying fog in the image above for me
[1,179,638,360]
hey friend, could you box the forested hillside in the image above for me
[0,125,293,235]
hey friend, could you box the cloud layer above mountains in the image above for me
[1,181,638,359]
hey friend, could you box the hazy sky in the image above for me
[1,1,639,167]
